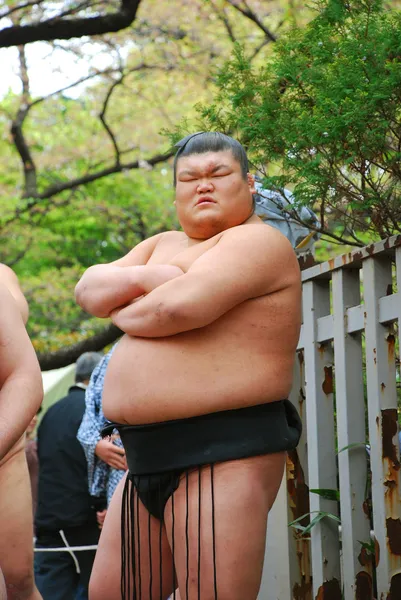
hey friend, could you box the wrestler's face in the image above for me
[175,150,256,239]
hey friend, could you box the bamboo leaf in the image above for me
[310,488,340,501]
[337,442,368,454]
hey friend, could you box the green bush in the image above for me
[198,0,401,245]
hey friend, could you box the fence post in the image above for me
[258,355,309,600]
[287,351,312,600]
[363,255,401,598]
[332,268,373,599]
[258,473,292,600]
[303,278,341,598]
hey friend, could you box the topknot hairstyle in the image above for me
[173,131,249,185]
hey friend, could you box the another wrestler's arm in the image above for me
[111,225,300,337]
[0,284,43,460]
[0,264,29,324]
[75,234,183,317]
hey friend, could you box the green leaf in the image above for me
[310,488,340,501]
[337,442,368,453]
[289,510,341,535]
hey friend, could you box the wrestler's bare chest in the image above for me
[147,230,223,271]
[102,230,300,424]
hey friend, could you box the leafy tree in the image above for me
[0,0,288,367]
[195,0,401,247]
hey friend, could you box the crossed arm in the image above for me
[0,284,43,459]
[75,225,299,339]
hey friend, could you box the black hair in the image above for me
[173,131,249,186]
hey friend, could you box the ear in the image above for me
[247,173,256,194]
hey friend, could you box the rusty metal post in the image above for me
[363,255,401,599]
[332,268,374,599]
[287,351,313,599]
[303,278,342,599]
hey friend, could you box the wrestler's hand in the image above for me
[95,438,128,471]
[96,509,107,530]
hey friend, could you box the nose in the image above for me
[197,179,214,193]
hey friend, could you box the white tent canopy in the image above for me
[40,363,76,418]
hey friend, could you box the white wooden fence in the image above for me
[258,234,401,600]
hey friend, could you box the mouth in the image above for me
[196,196,216,206]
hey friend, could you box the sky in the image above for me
[1,35,116,99]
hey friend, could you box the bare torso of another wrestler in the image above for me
[102,227,301,425]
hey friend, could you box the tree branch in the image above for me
[225,0,277,42]
[0,0,45,21]
[249,38,270,61]
[37,323,123,370]
[0,146,174,231]
[10,44,38,198]
[39,149,175,199]
[28,68,121,109]
[210,1,237,44]
[0,0,142,48]
[97,62,175,167]
[99,74,125,167]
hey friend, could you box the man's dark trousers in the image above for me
[34,522,100,600]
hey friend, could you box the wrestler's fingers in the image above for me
[115,458,128,471]
[108,454,127,470]
[111,445,125,456]
[96,509,107,529]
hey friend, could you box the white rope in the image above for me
[34,545,98,552]
[33,533,98,559]
[59,530,81,574]
[34,531,98,573]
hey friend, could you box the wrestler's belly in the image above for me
[102,308,297,425]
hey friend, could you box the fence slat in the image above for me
[332,269,373,599]
[303,279,342,598]
[379,292,400,324]
[258,474,292,600]
[363,256,401,598]
[347,304,364,334]
[287,352,312,600]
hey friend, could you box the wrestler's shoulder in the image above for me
[0,283,24,328]
[0,265,29,323]
[0,264,19,286]
[222,222,294,251]
[0,280,15,303]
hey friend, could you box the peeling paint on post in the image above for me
[293,580,313,600]
[363,252,401,597]
[387,333,395,361]
[287,450,310,525]
[358,547,374,567]
[298,350,306,411]
[287,450,312,600]
[388,573,401,599]
[386,518,401,555]
[303,279,340,596]
[375,537,380,568]
[332,267,373,600]
[355,571,373,599]
[382,409,400,468]
[315,579,342,599]
[322,365,333,395]
[381,409,400,524]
